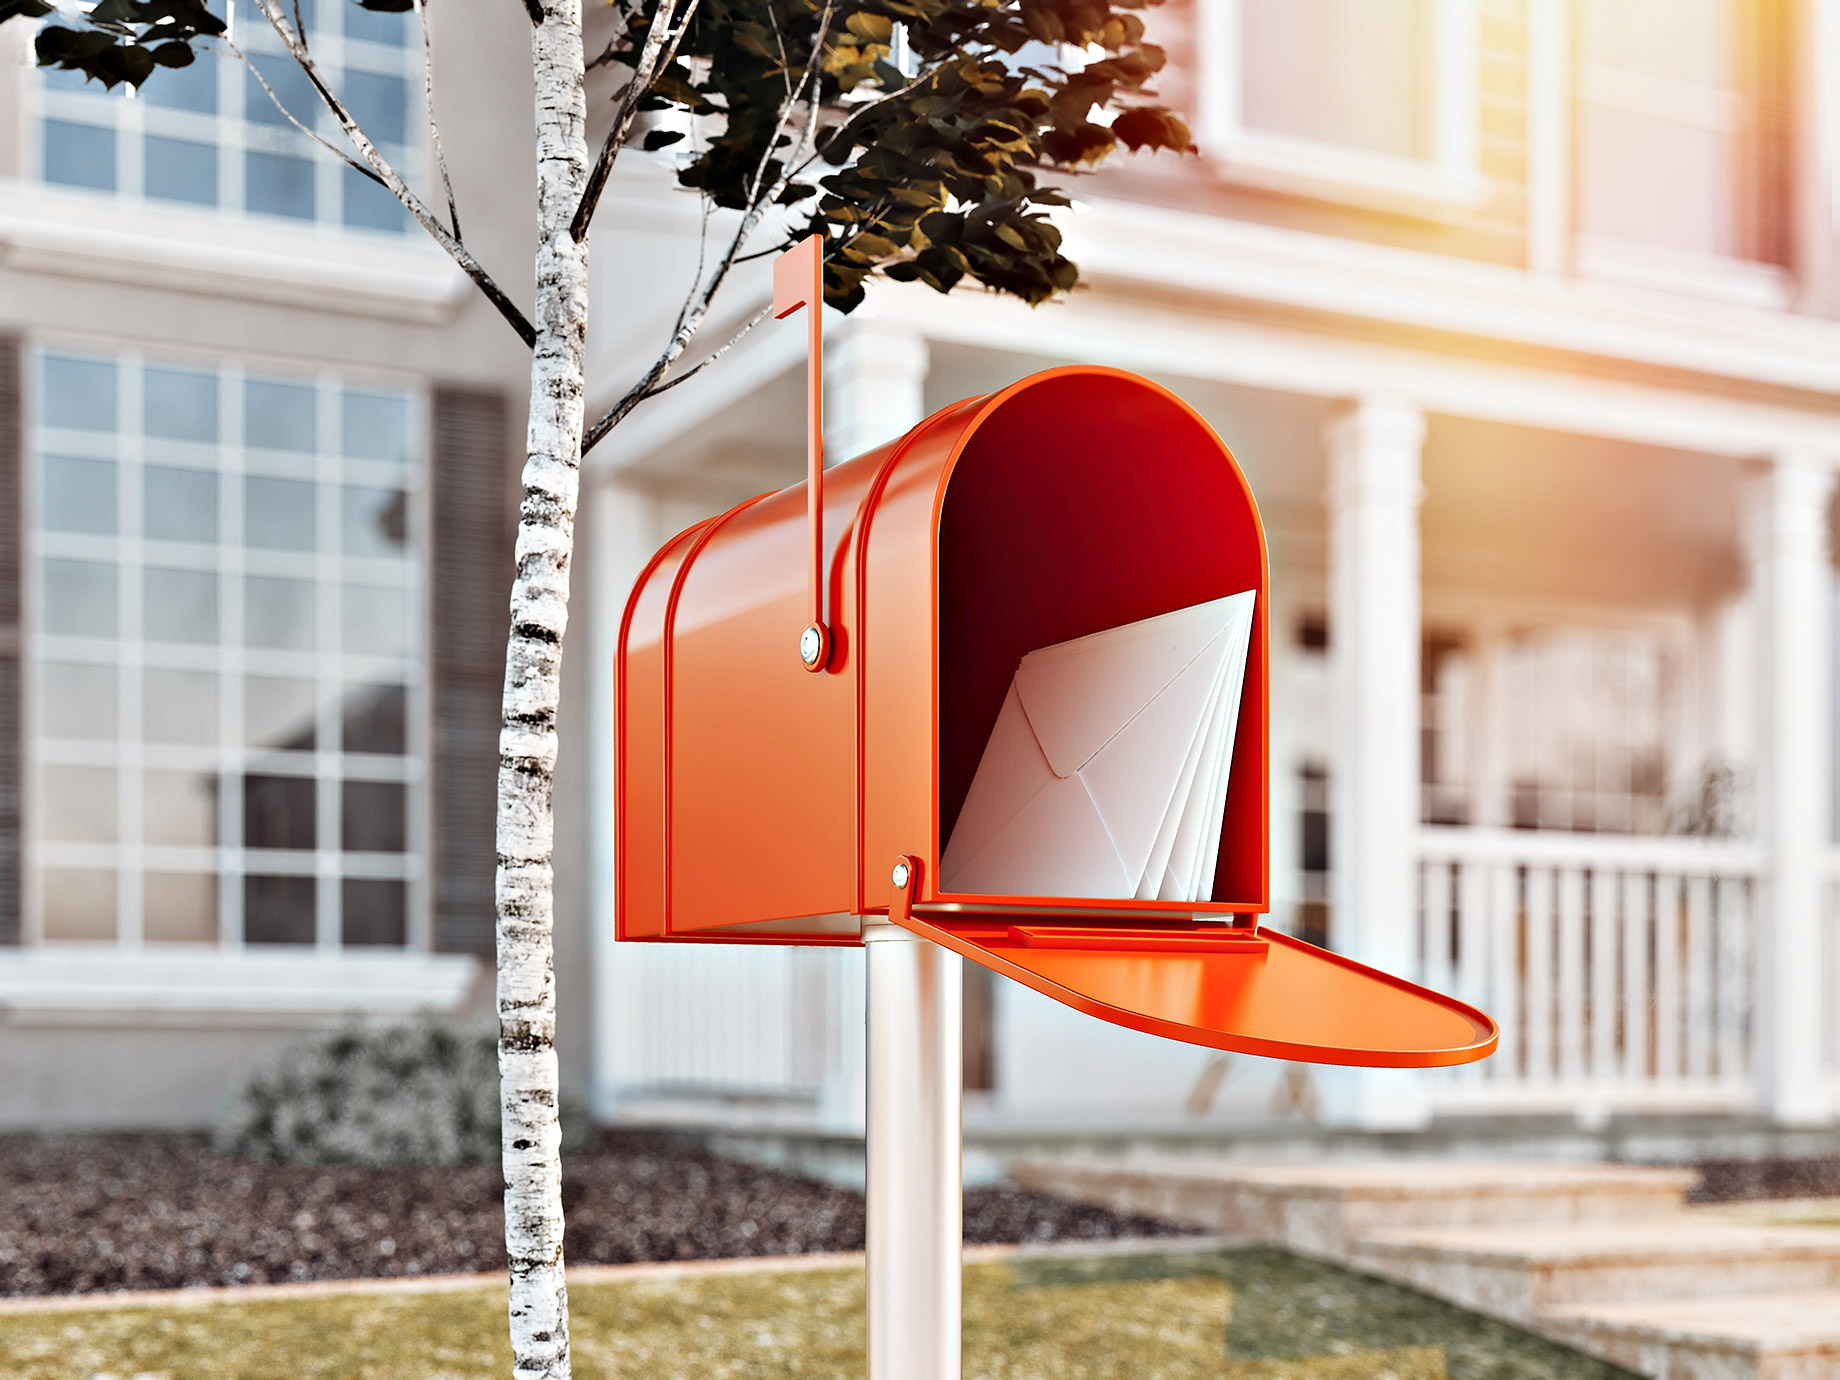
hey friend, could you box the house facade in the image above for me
[5,1,1840,1146]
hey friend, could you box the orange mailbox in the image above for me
[617,364,1497,1069]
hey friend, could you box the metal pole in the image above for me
[865,920,963,1380]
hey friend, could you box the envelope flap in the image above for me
[1014,593,1256,777]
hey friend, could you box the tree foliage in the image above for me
[614,0,1192,309]
[20,0,1191,316]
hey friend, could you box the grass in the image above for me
[0,1247,1637,1380]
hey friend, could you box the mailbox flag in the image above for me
[940,592,1256,902]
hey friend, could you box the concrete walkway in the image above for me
[1014,1158,1840,1379]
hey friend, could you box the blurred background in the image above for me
[1,0,1837,1180]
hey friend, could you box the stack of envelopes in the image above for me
[940,591,1257,902]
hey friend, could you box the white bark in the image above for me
[497,0,589,1377]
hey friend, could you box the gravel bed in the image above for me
[0,1131,1190,1297]
[1687,1155,1840,1203]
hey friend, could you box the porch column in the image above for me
[1744,452,1837,1126]
[819,320,931,1137]
[1323,394,1428,1129]
[586,476,660,1117]
[825,319,930,462]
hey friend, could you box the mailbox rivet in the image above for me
[891,860,911,891]
[799,624,825,668]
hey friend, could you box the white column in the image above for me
[826,319,930,462]
[1323,395,1429,1130]
[865,923,962,1380]
[585,476,660,1117]
[1524,0,1572,278]
[1744,453,1837,1126]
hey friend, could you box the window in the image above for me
[35,4,413,235]
[1503,628,1671,835]
[27,349,422,949]
[1201,0,1480,210]
[1574,0,1792,303]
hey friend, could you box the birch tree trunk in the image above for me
[497,0,589,1376]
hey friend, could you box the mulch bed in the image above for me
[1687,1156,1840,1203]
[0,1130,1190,1298]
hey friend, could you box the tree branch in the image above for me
[568,0,702,242]
[581,2,833,454]
[582,305,770,453]
[412,0,461,240]
[220,37,380,181]
[246,0,537,348]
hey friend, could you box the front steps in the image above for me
[1012,1158,1840,1379]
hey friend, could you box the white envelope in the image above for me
[939,591,1256,902]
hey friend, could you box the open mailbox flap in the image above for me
[890,908,1499,1069]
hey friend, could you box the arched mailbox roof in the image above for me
[617,366,1498,1067]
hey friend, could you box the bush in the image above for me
[215,1017,590,1167]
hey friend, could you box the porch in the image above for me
[576,198,1840,1141]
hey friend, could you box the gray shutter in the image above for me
[0,337,20,945]
[431,385,514,957]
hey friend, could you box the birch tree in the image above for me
[5,0,1190,1373]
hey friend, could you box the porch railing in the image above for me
[1416,827,1760,1116]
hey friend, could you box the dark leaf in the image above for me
[151,40,195,66]
[641,128,687,151]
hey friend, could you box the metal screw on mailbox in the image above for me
[800,623,825,669]
[891,860,911,890]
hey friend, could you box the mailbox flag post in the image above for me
[614,241,1501,1380]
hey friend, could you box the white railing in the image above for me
[1418,827,1761,1116]
[618,945,834,1102]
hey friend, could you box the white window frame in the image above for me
[1198,0,1483,217]
[22,342,433,956]
[26,13,421,239]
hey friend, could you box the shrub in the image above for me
[215,1017,590,1167]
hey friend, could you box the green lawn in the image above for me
[0,1247,1636,1380]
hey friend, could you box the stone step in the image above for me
[1346,1220,1840,1328]
[1010,1158,1696,1258]
[1538,1290,1840,1380]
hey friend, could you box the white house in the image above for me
[5,1,1840,1152]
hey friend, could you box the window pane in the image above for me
[246,150,316,219]
[342,584,406,656]
[145,135,217,206]
[145,668,218,743]
[341,878,405,945]
[144,465,219,542]
[341,486,407,557]
[41,765,117,842]
[340,683,406,754]
[342,779,405,851]
[341,389,409,462]
[342,162,408,233]
[245,675,318,750]
[42,868,117,942]
[144,770,220,846]
[144,56,217,113]
[41,558,117,638]
[145,366,220,442]
[344,3,405,44]
[145,872,218,942]
[246,476,317,550]
[244,874,316,944]
[144,567,219,643]
[244,53,317,128]
[43,120,116,191]
[245,378,316,451]
[40,663,116,741]
[41,356,117,431]
[39,455,116,534]
[342,70,407,144]
[245,575,315,649]
[244,774,316,849]
[1241,0,1424,159]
